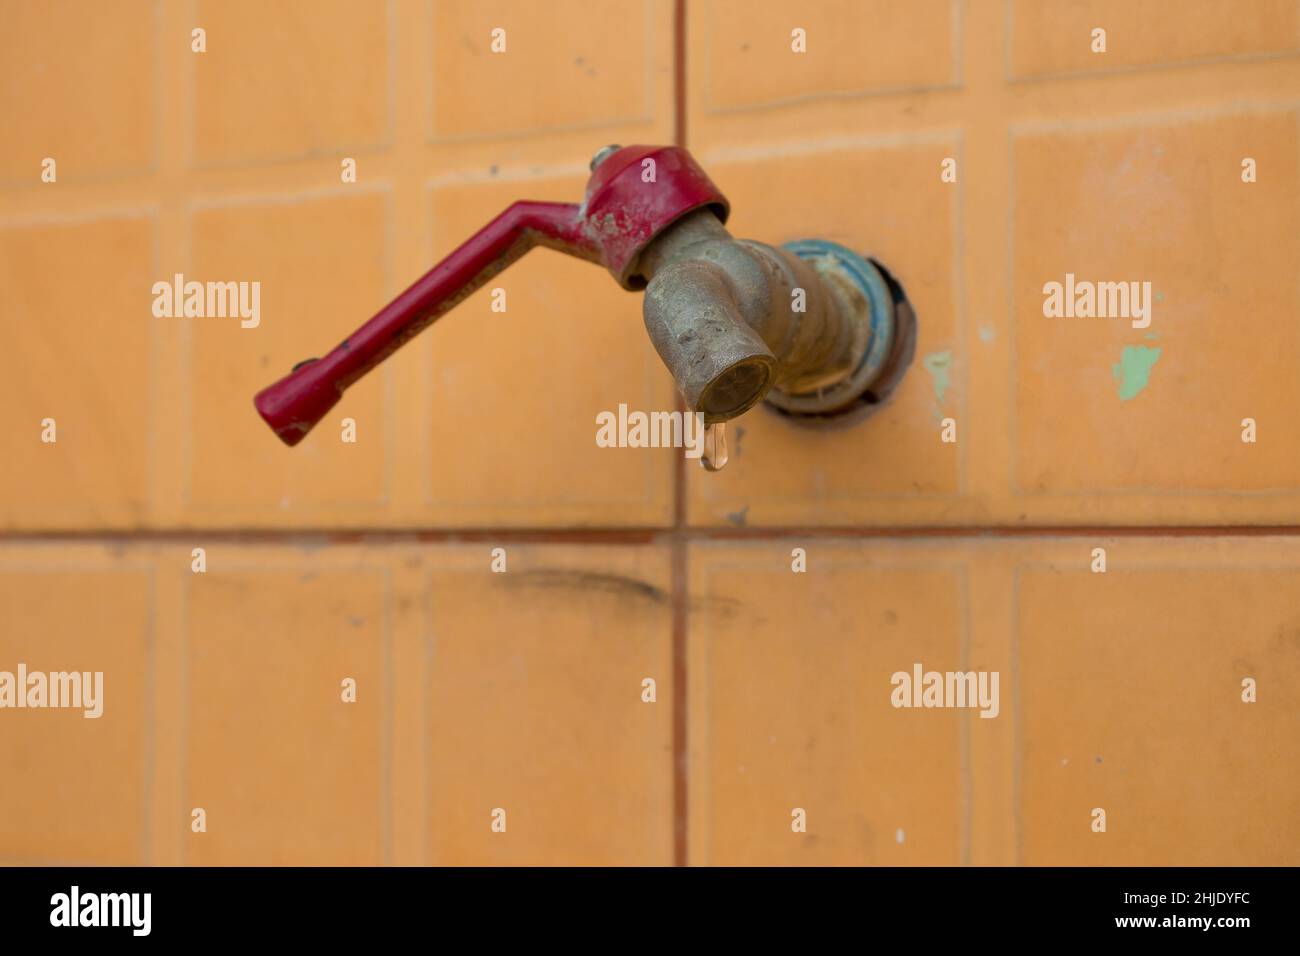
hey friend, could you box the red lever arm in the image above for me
[254,201,599,445]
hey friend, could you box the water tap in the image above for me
[253,145,910,470]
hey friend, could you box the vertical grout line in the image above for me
[142,563,157,865]
[674,0,688,147]
[178,572,188,866]
[1011,567,1022,866]
[671,492,688,867]
[959,566,972,866]
[382,566,395,866]
[670,0,690,868]
[422,564,434,867]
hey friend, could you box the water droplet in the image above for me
[701,422,728,471]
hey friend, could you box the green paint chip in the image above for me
[922,350,953,405]
[1112,345,1162,401]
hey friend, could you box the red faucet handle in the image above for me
[254,357,340,447]
[253,200,597,446]
[581,144,729,288]
[254,145,728,446]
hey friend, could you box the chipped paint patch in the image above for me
[725,504,749,527]
[978,325,995,343]
[1112,345,1162,401]
[921,350,953,404]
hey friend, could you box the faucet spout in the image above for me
[642,259,778,423]
[636,208,879,424]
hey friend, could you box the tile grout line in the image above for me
[6,524,1300,545]
[671,0,690,869]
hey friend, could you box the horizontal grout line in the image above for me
[0,529,665,546]
[3,525,1300,546]
[694,524,1300,539]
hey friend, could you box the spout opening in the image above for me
[699,357,774,422]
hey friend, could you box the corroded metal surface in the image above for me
[639,210,893,423]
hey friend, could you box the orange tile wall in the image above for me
[1,0,1297,865]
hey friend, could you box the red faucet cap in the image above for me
[581,145,729,289]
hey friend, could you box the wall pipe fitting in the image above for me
[254,144,907,451]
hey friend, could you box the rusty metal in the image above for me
[637,208,886,422]
[254,144,906,446]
